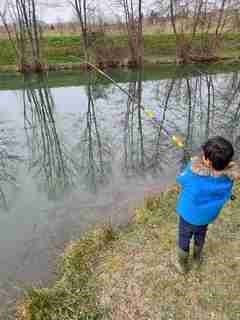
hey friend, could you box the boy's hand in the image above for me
[167,185,180,193]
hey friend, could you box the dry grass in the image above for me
[17,226,116,320]
[95,186,240,320]
[19,184,240,320]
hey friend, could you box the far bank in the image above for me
[0,33,240,73]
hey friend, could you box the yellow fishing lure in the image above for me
[172,135,185,148]
[144,109,185,148]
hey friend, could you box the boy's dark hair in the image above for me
[202,136,234,171]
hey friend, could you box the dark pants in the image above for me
[178,216,208,253]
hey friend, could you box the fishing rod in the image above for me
[84,62,185,148]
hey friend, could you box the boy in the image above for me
[176,136,240,273]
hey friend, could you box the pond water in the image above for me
[0,65,240,317]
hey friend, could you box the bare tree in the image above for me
[70,0,124,67]
[0,0,43,72]
[120,0,143,66]
[169,0,234,63]
[70,0,90,60]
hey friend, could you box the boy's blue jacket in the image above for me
[176,157,237,226]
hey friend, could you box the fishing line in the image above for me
[84,61,185,149]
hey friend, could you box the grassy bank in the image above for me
[18,183,240,320]
[0,33,240,71]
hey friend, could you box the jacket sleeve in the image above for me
[176,165,191,187]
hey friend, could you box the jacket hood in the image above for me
[191,156,240,180]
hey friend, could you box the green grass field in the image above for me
[0,33,240,69]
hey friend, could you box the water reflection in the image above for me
[123,70,145,176]
[23,74,78,199]
[215,71,240,143]
[150,78,176,173]
[0,126,19,210]
[74,74,113,193]
[156,70,240,166]
[4,68,240,200]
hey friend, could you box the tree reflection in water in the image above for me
[214,71,240,143]
[0,126,19,210]
[23,73,79,199]
[74,73,113,193]
[20,69,240,196]
[122,70,179,177]
[123,69,146,176]
[168,69,240,167]
[122,68,240,175]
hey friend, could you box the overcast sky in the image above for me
[0,0,155,24]
[37,1,73,23]
[40,0,155,23]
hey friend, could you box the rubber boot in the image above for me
[193,245,203,267]
[175,247,189,274]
